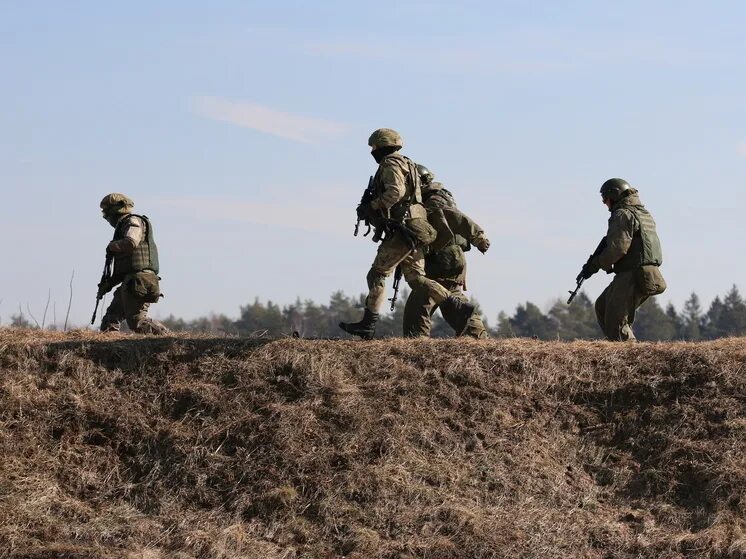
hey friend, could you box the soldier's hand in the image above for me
[579,263,595,280]
[474,236,490,254]
[97,279,112,299]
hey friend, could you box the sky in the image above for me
[1,0,745,328]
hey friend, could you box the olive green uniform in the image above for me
[363,154,451,313]
[587,190,666,341]
[403,183,489,338]
[100,214,168,334]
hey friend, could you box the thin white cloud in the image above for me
[192,96,349,144]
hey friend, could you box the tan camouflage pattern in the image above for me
[106,215,144,254]
[368,128,402,148]
[100,271,168,334]
[370,153,426,220]
[404,283,487,339]
[365,233,450,312]
[100,193,135,214]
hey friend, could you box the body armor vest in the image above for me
[112,214,160,283]
[422,185,469,283]
[372,153,423,223]
[612,205,663,273]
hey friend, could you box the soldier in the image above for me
[97,193,169,334]
[579,178,666,341]
[403,165,490,338]
[339,129,477,339]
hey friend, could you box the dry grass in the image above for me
[0,328,744,559]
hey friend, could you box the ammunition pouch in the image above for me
[127,271,162,303]
[636,265,667,296]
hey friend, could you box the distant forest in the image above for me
[6,286,745,341]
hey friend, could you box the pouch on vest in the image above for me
[636,265,667,296]
[129,271,162,303]
[405,217,437,246]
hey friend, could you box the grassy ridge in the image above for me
[0,329,744,559]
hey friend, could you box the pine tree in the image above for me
[508,302,558,340]
[681,293,703,340]
[633,298,677,341]
[548,292,602,340]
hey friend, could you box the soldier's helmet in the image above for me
[600,178,631,202]
[100,193,135,216]
[416,164,434,185]
[368,128,403,149]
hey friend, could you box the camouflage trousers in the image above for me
[366,233,451,313]
[101,275,169,335]
[403,282,488,339]
[595,270,648,341]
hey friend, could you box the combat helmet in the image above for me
[416,164,434,185]
[100,193,134,219]
[368,128,403,148]
[600,178,632,203]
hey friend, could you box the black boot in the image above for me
[441,296,476,336]
[339,309,379,340]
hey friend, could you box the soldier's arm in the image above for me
[593,210,636,271]
[441,207,486,244]
[370,163,406,211]
[107,216,144,254]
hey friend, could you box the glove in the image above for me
[578,258,599,281]
[356,204,367,220]
[474,236,490,254]
[97,278,113,299]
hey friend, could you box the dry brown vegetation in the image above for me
[0,328,744,559]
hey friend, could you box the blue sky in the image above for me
[2,1,745,328]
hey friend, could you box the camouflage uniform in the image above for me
[340,129,476,339]
[403,182,490,338]
[586,185,666,341]
[98,194,169,335]
[363,153,450,313]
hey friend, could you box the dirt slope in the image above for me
[0,329,744,559]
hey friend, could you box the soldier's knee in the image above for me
[366,269,387,291]
[405,274,429,291]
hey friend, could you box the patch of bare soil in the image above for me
[0,329,744,558]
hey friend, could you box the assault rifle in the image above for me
[567,237,607,305]
[354,176,376,238]
[388,265,403,311]
[91,253,114,324]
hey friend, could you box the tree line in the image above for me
[161,285,745,341]
[5,286,745,341]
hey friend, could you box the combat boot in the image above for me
[441,296,476,336]
[339,309,379,340]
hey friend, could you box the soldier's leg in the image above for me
[121,282,169,335]
[439,287,488,338]
[364,235,414,312]
[403,287,437,337]
[594,283,611,337]
[399,251,476,335]
[340,236,412,339]
[100,286,126,332]
[600,271,638,341]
